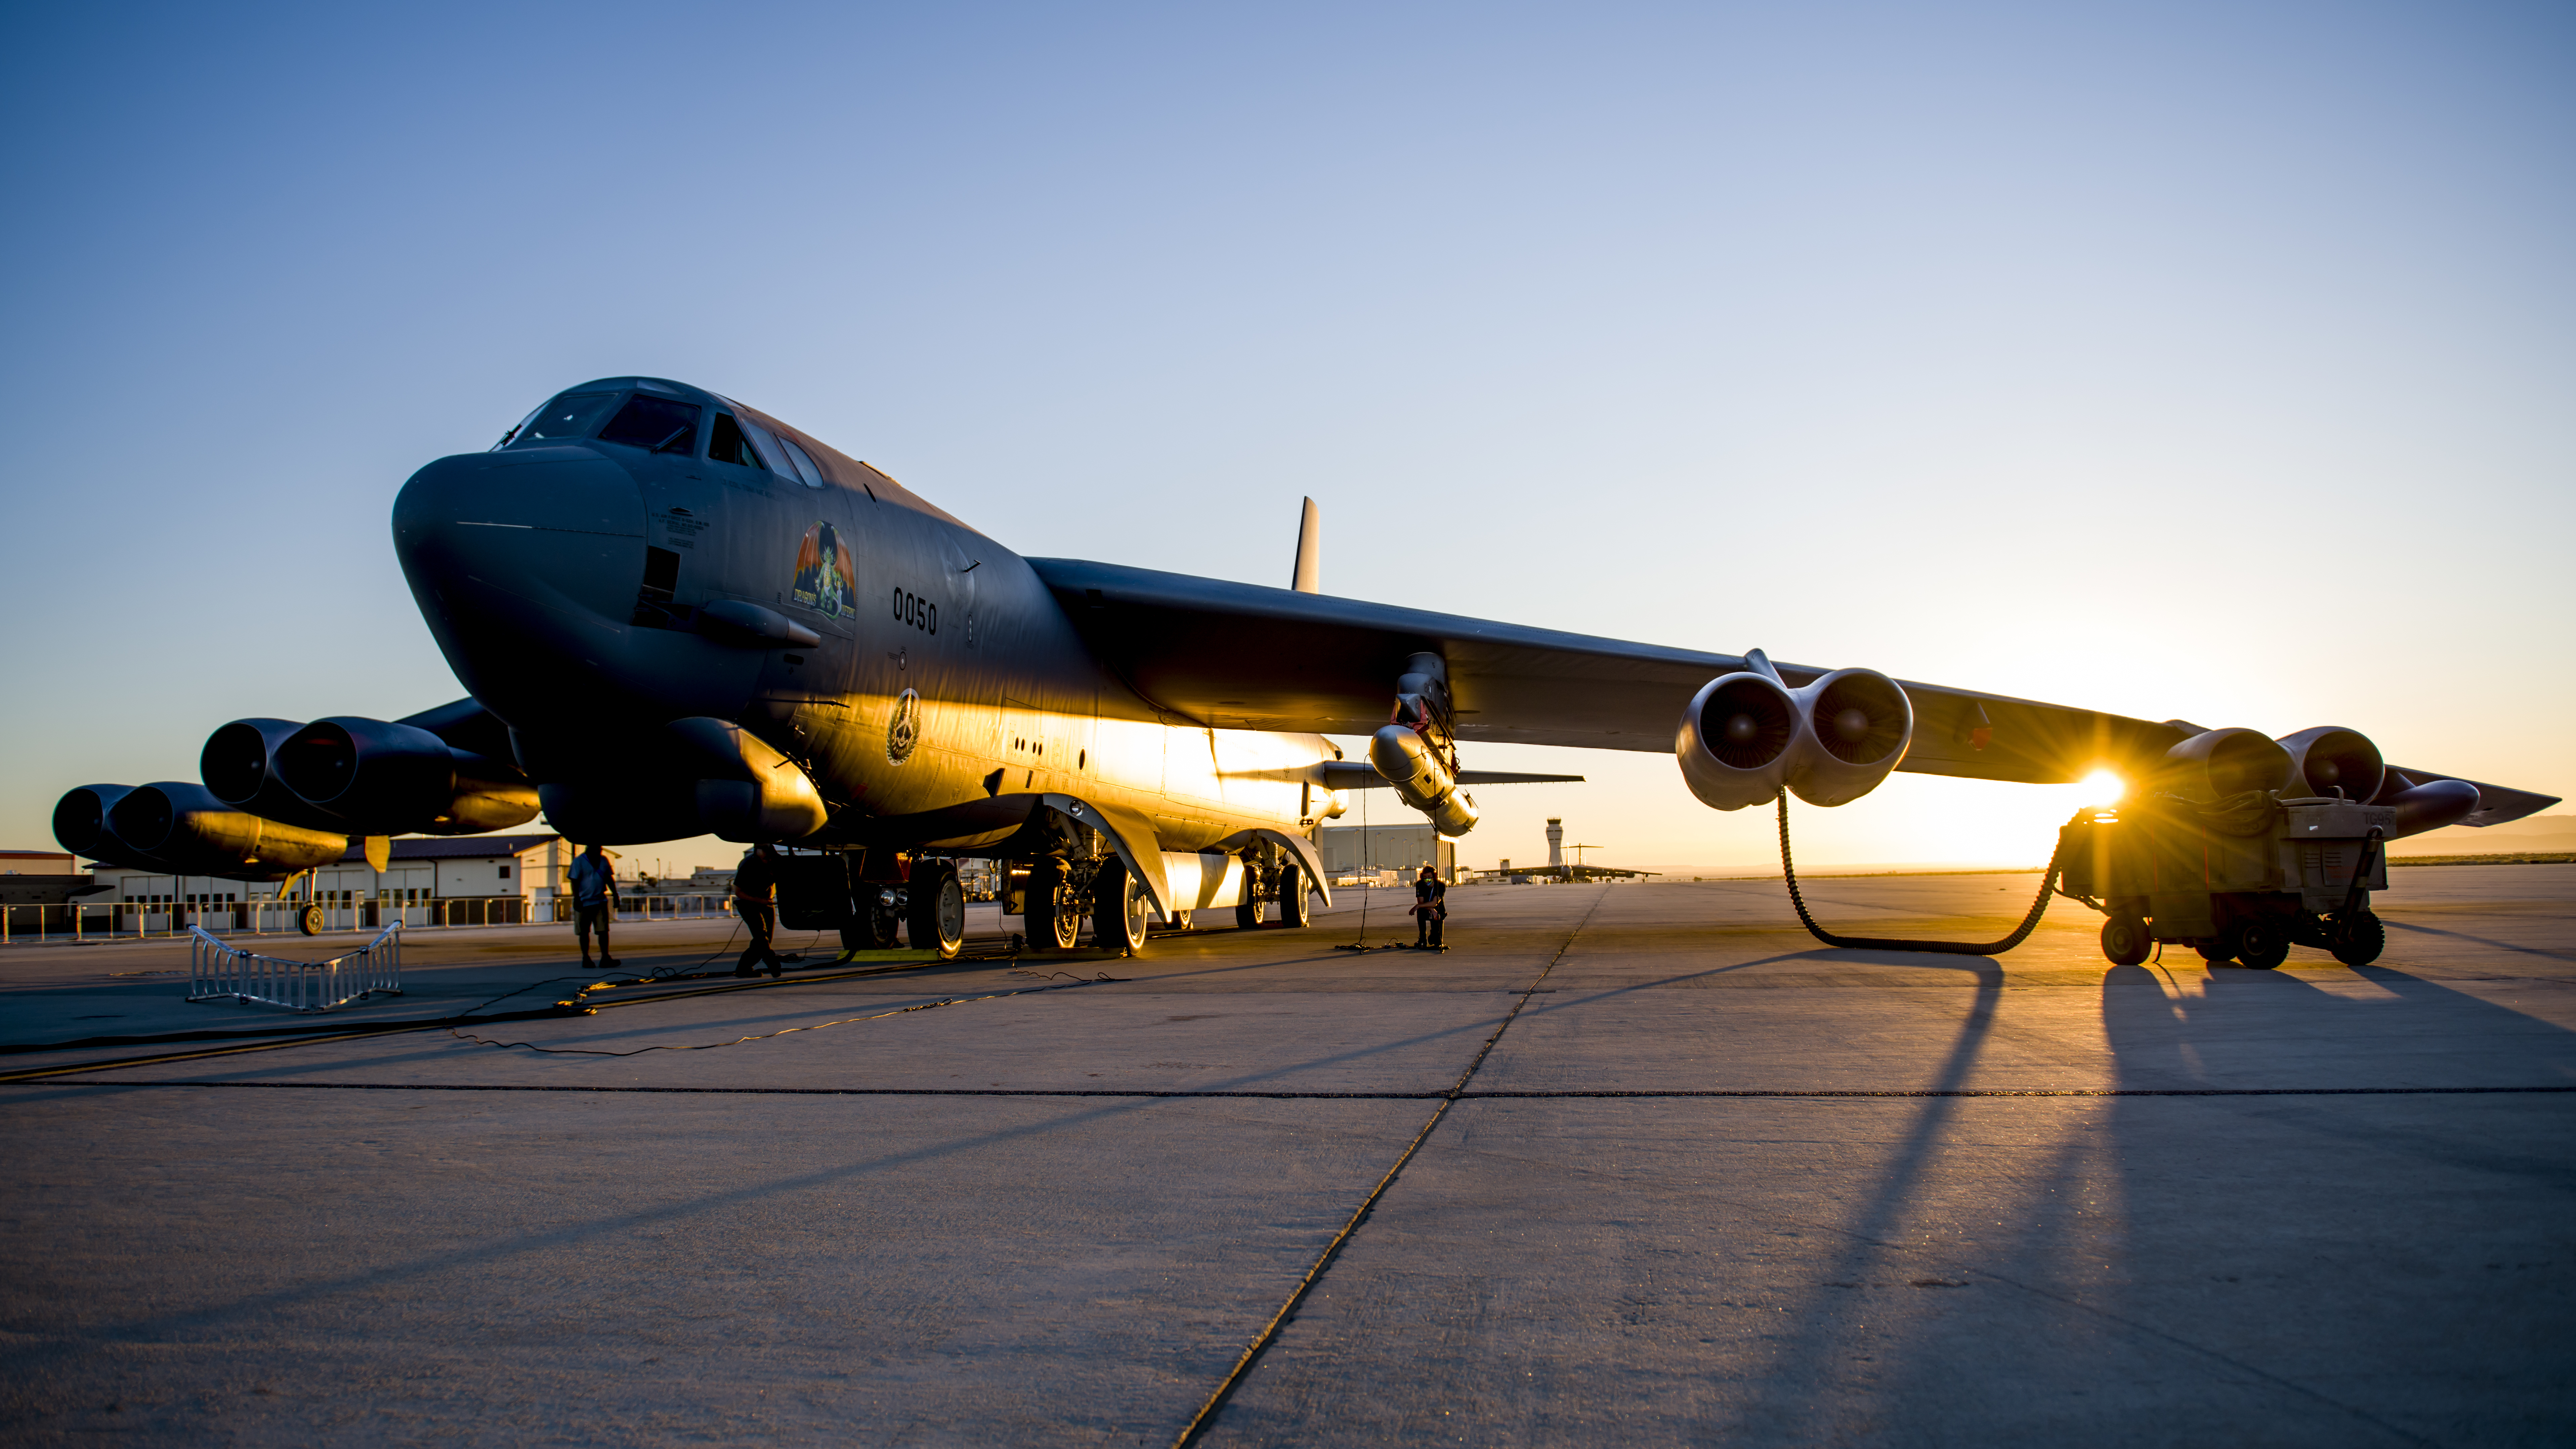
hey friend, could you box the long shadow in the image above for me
[1716,954,2007,1440]
[2057,931,2576,1440]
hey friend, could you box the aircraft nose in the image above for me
[393,448,647,718]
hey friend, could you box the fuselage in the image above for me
[391,376,1335,852]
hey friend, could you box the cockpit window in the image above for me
[498,390,621,449]
[708,413,762,469]
[597,395,703,454]
[741,420,795,476]
[777,437,827,488]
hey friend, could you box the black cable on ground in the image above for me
[1171,886,1611,1449]
[1778,795,2078,956]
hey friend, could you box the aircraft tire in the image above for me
[1030,861,1080,950]
[2330,910,2385,967]
[2195,939,2232,964]
[1235,887,1264,930]
[299,904,324,936]
[1093,861,1149,953]
[2099,915,2150,966]
[2231,919,2290,970]
[907,861,966,960]
[1277,862,1310,928]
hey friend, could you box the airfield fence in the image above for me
[0,894,739,945]
[188,920,403,1013]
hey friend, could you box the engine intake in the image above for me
[2275,726,2384,802]
[1676,653,1914,810]
[537,718,827,844]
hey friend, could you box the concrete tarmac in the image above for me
[2,867,2570,1446]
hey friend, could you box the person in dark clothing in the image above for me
[1411,865,1447,949]
[733,842,784,978]
[567,843,619,969]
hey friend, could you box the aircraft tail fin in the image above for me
[1291,497,1320,594]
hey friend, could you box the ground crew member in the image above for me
[1412,864,1447,949]
[733,842,785,978]
[568,843,619,969]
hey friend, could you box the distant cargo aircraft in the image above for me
[54,377,2556,958]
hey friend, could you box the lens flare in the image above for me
[2080,769,2125,805]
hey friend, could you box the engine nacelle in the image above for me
[261,716,539,836]
[2275,726,2384,802]
[1369,724,1479,837]
[1676,658,1914,810]
[105,782,347,878]
[1787,667,1915,806]
[200,718,351,830]
[2156,727,2293,802]
[53,783,174,873]
[538,719,827,844]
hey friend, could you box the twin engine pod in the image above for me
[200,715,539,838]
[2157,723,2480,837]
[52,781,347,880]
[1675,653,1915,811]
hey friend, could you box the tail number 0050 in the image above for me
[894,588,936,634]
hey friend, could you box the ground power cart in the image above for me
[2058,793,2390,969]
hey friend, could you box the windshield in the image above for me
[597,395,704,455]
[499,390,622,449]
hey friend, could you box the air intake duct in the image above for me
[1675,654,1914,811]
[2274,726,2384,802]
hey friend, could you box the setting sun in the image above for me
[2080,769,2125,805]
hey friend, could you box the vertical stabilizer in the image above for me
[1291,497,1320,594]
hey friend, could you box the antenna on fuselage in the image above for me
[1291,497,1320,594]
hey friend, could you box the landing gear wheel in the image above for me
[839,896,901,953]
[869,896,902,949]
[1093,861,1149,954]
[1276,861,1310,928]
[1166,909,1193,932]
[2100,915,2151,966]
[2195,940,2232,964]
[2231,919,2290,970]
[1030,861,1080,951]
[906,861,967,960]
[1235,881,1265,930]
[2329,909,2385,967]
[298,904,324,936]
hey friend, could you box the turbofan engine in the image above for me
[54,781,346,880]
[1675,651,1915,811]
[203,715,538,837]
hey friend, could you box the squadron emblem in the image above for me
[886,688,921,764]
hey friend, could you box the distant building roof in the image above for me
[332,834,562,864]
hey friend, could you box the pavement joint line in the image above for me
[1169,886,1614,1449]
[14,1082,2573,1098]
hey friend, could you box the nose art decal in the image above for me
[792,522,855,618]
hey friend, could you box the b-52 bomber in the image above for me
[55,377,2558,964]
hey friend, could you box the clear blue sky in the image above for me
[3,0,2567,874]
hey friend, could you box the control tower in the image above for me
[1546,818,1564,868]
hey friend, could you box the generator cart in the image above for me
[2057,792,2390,969]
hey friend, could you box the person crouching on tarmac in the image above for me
[568,842,619,970]
[732,842,785,978]
[1412,865,1447,949]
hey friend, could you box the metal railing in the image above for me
[188,921,403,1012]
[1,893,753,945]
